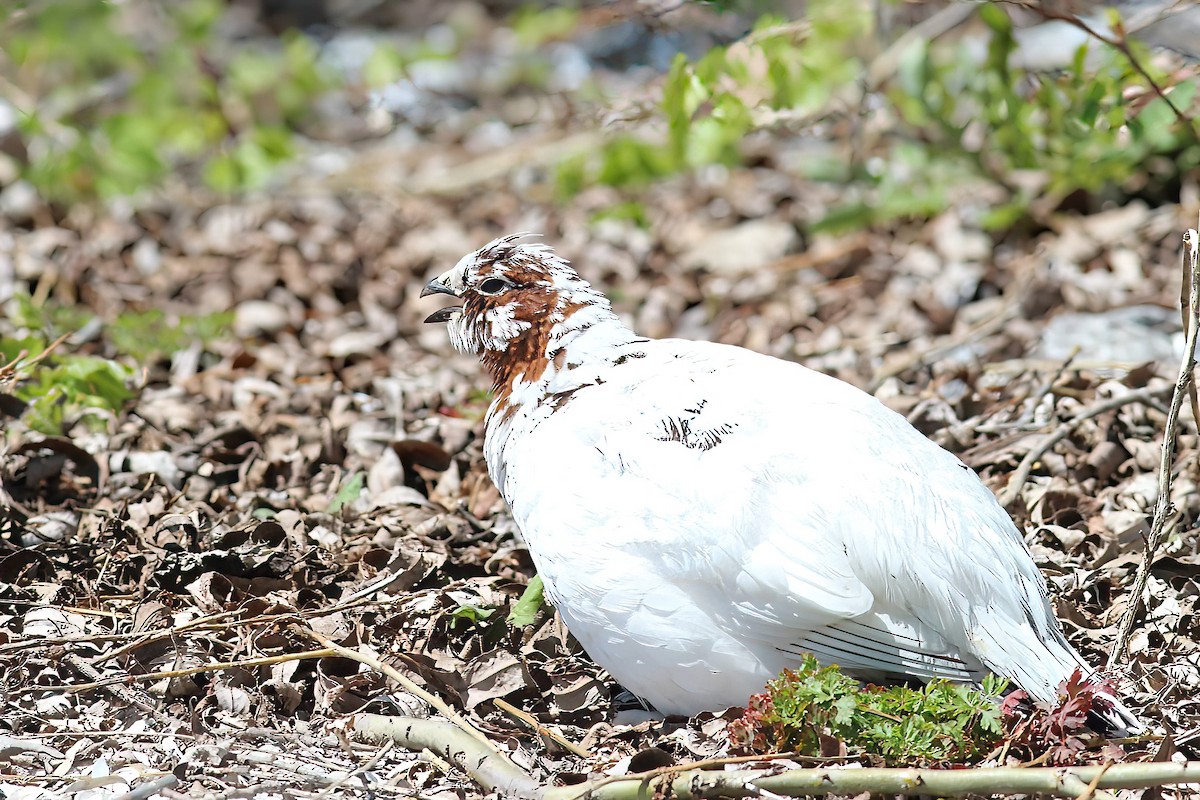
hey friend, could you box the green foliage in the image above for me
[567,0,1200,231]
[0,338,135,435]
[880,4,1200,228]
[558,6,868,199]
[510,5,581,47]
[5,0,335,201]
[108,308,235,363]
[730,656,1006,764]
[19,355,135,436]
[506,574,545,627]
[1,292,232,434]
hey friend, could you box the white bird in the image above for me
[422,233,1141,735]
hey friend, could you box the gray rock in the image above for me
[1036,305,1185,366]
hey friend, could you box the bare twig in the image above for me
[1074,762,1114,800]
[1183,223,1200,436]
[1108,228,1200,669]
[997,384,1174,508]
[40,648,338,693]
[492,697,593,758]
[316,740,392,798]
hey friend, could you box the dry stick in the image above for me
[351,714,540,798]
[290,625,501,756]
[1182,221,1200,441]
[997,384,1175,507]
[539,762,1200,800]
[492,697,593,758]
[1108,228,1200,669]
[38,648,337,693]
[316,740,393,798]
[107,773,181,800]
[1074,762,1114,800]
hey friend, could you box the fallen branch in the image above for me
[345,715,1200,800]
[1108,227,1200,668]
[540,762,1200,800]
[350,714,540,797]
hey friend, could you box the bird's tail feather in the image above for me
[1087,690,1143,739]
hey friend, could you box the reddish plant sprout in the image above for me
[999,667,1127,766]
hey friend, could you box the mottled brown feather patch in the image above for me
[464,261,589,416]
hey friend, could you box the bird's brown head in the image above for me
[422,234,616,392]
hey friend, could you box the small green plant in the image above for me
[2,292,232,434]
[325,472,365,514]
[729,656,1006,764]
[108,308,235,363]
[0,338,135,435]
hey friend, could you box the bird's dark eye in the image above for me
[478,277,513,295]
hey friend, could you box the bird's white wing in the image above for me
[500,339,1084,700]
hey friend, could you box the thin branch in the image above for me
[36,648,338,693]
[997,384,1174,507]
[289,624,501,756]
[493,697,593,758]
[1108,227,1200,668]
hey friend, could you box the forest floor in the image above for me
[3,3,1200,799]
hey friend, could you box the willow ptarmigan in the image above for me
[421,233,1140,735]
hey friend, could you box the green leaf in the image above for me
[510,5,580,47]
[506,574,545,627]
[326,472,365,514]
[451,603,496,625]
[363,44,407,87]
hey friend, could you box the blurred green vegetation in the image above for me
[3,0,336,201]
[1,292,232,435]
[563,0,1200,231]
[4,0,1197,228]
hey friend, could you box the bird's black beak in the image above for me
[421,277,461,323]
[420,277,457,299]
